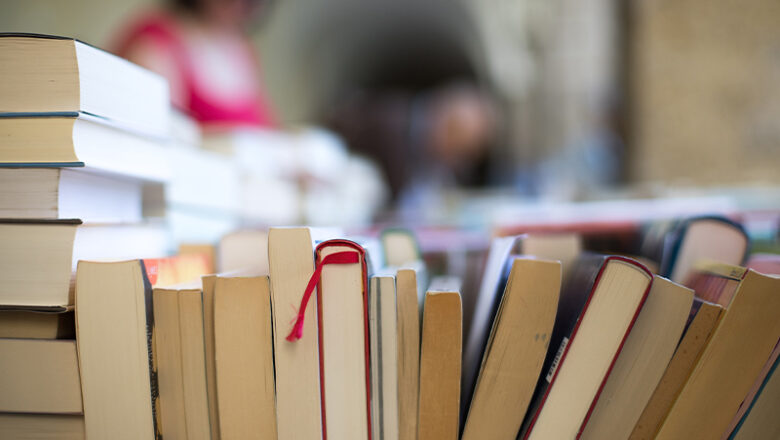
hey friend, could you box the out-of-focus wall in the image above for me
[630,0,780,185]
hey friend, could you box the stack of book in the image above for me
[0,33,174,438]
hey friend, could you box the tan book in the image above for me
[730,355,780,439]
[268,227,322,439]
[0,414,84,440]
[629,299,724,440]
[518,233,582,276]
[201,275,220,440]
[0,339,82,413]
[656,270,780,439]
[317,240,370,440]
[178,289,212,440]
[370,275,399,440]
[723,341,780,439]
[381,228,421,267]
[418,290,462,440]
[153,288,188,439]
[75,260,158,439]
[214,276,276,439]
[396,268,421,440]
[462,258,561,440]
[580,276,694,439]
[0,309,74,339]
[0,34,169,137]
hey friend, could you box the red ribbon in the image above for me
[286,251,360,342]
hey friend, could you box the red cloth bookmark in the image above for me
[286,251,359,342]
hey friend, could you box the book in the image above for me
[418,290,462,440]
[0,33,169,137]
[516,232,582,276]
[461,258,561,440]
[628,298,725,440]
[729,354,780,439]
[0,220,169,308]
[316,240,371,440]
[0,167,150,222]
[267,227,322,439]
[213,276,276,439]
[685,260,745,306]
[382,228,421,267]
[0,309,74,339]
[218,229,269,274]
[656,216,749,283]
[519,255,653,440]
[0,339,82,413]
[0,414,84,440]
[369,274,399,440]
[152,288,188,439]
[75,260,159,439]
[655,270,780,439]
[580,276,694,439]
[178,288,211,440]
[201,275,220,440]
[396,268,421,440]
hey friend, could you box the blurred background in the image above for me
[2,0,779,236]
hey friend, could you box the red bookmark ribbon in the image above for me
[286,251,360,342]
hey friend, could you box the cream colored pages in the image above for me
[396,269,421,440]
[268,227,322,439]
[178,290,212,440]
[153,289,188,438]
[370,275,399,440]
[201,275,220,440]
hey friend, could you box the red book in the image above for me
[518,254,653,440]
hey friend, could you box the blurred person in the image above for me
[113,0,276,129]
[328,82,497,217]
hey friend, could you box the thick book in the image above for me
[418,290,462,440]
[0,33,169,137]
[369,274,399,440]
[0,309,74,339]
[268,227,322,439]
[461,258,561,440]
[0,414,84,440]
[316,240,371,440]
[518,254,653,440]
[0,339,82,414]
[396,268,421,440]
[214,276,276,439]
[628,298,725,440]
[655,270,780,439]
[580,276,694,439]
[75,260,159,439]
[0,167,152,222]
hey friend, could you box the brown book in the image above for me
[0,414,84,440]
[655,270,780,439]
[153,288,188,439]
[75,260,159,439]
[0,339,82,414]
[462,258,561,440]
[370,274,399,440]
[629,298,724,440]
[0,309,74,339]
[418,290,462,440]
[580,276,694,439]
[214,276,276,439]
[267,227,322,439]
[396,268,421,440]
[201,275,220,440]
[178,289,211,440]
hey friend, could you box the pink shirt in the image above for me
[114,11,276,129]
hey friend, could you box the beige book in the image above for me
[0,339,82,413]
[214,276,276,439]
[268,227,322,439]
[519,233,582,276]
[580,276,694,439]
[462,258,561,440]
[319,243,370,440]
[656,270,780,439]
[201,275,221,440]
[629,300,724,440]
[370,275,399,440]
[731,357,780,439]
[0,309,74,339]
[396,268,421,440]
[418,290,462,440]
[382,229,420,267]
[0,414,85,440]
[179,289,212,440]
[75,260,158,440]
[153,288,188,438]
